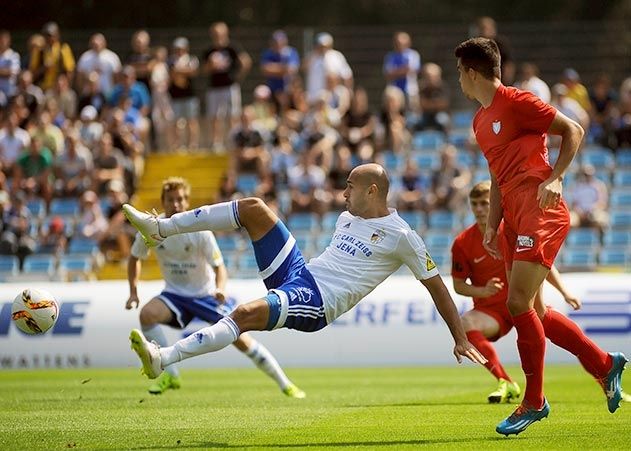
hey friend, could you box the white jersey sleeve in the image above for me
[200,231,224,268]
[130,232,150,260]
[395,229,439,280]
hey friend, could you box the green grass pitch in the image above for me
[0,365,629,449]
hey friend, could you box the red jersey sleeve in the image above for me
[451,238,472,280]
[512,90,557,134]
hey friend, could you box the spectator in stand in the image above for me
[78,105,103,148]
[0,30,21,104]
[109,65,151,145]
[304,32,353,104]
[426,145,471,214]
[100,178,132,261]
[78,71,107,115]
[54,132,93,197]
[302,94,338,172]
[473,16,515,85]
[126,30,153,91]
[396,157,429,212]
[76,189,108,242]
[568,164,609,232]
[616,76,631,147]
[288,151,330,216]
[30,110,64,156]
[589,73,618,147]
[77,33,122,97]
[561,68,591,113]
[250,84,278,135]
[551,83,590,133]
[327,149,353,211]
[22,33,45,71]
[92,132,126,195]
[383,31,421,112]
[260,30,300,112]
[417,62,450,132]
[230,105,269,178]
[37,215,67,257]
[46,73,77,121]
[203,22,251,151]
[217,171,243,202]
[15,70,45,122]
[29,22,75,91]
[0,112,31,175]
[168,37,200,150]
[516,62,550,103]
[0,191,36,267]
[269,124,296,190]
[339,86,376,163]
[150,46,173,151]
[380,85,409,153]
[12,136,53,206]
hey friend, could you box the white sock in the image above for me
[246,340,291,390]
[159,201,241,237]
[142,324,179,377]
[160,317,240,367]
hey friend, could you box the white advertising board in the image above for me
[0,273,629,369]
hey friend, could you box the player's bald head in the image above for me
[350,163,390,199]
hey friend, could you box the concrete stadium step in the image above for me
[97,150,229,281]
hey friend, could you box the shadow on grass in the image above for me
[127,436,519,449]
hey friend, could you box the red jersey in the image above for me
[473,84,557,196]
[451,223,508,310]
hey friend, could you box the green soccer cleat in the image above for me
[148,372,182,395]
[488,378,521,404]
[282,384,306,399]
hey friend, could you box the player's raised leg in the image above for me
[233,333,305,398]
[123,197,278,247]
[462,310,520,403]
[496,261,550,436]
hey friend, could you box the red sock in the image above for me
[466,330,511,381]
[542,308,612,380]
[512,309,546,409]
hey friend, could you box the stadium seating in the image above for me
[398,211,424,231]
[429,251,451,272]
[428,210,459,231]
[615,148,631,167]
[412,131,446,151]
[603,229,631,247]
[58,255,95,281]
[613,170,631,187]
[22,255,56,279]
[411,150,440,171]
[610,210,631,229]
[610,189,631,210]
[68,238,100,257]
[598,247,630,267]
[321,211,343,232]
[49,198,80,219]
[565,228,600,249]
[581,146,614,169]
[236,173,260,196]
[451,110,475,129]
[423,231,454,252]
[215,235,242,253]
[26,198,46,221]
[0,255,19,280]
[560,248,597,269]
[287,212,319,232]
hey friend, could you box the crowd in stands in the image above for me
[0,17,630,279]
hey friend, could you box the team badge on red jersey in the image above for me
[492,120,501,134]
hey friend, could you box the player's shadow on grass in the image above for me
[129,436,519,449]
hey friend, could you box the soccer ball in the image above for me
[11,288,59,335]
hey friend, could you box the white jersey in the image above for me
[131,228,224,297]
[306,209,438,323]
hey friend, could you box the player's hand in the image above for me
[453,339,488,365]
[537,177,563,210]
[482,277,504,297]
[214,289,226,303]
[564,294,581,310]
[126,294,140,310]
[482,228,502,260]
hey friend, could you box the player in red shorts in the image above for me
[454,38,627,435]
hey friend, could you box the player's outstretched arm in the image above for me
[126,255,141,309]
[421,275,488,365]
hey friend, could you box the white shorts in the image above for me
[205,84,241,119]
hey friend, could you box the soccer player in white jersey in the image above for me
[125,176,305,398]
[123,164,487,381]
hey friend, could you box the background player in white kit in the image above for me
[125,177,305,398]
[123,165,487,380]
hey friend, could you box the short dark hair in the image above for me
[454,37,501,80]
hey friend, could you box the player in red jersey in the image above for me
[454,38,627,435]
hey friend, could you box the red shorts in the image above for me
[474,305,514,342]
[500,180,570,270]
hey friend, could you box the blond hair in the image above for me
[161,177,191,201]
[469,180,491,199]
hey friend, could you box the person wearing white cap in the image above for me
[168,36,200,149]
[304,32,353,104]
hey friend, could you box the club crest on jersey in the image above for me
[492,120,501,134]
[370,229,386,244]
[426,251,436,271]
[517,235,535,248]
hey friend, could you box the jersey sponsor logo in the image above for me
[370,229,386,244]
[517,235,534,248]
[426,252,436,271]
[473,255,487,263]
[288,287,315,303]
[492,120,501,134]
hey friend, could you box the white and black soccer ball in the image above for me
[11,288,59,335]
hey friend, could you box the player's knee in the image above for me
[139,306,159,326]
[238,197,275,225]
